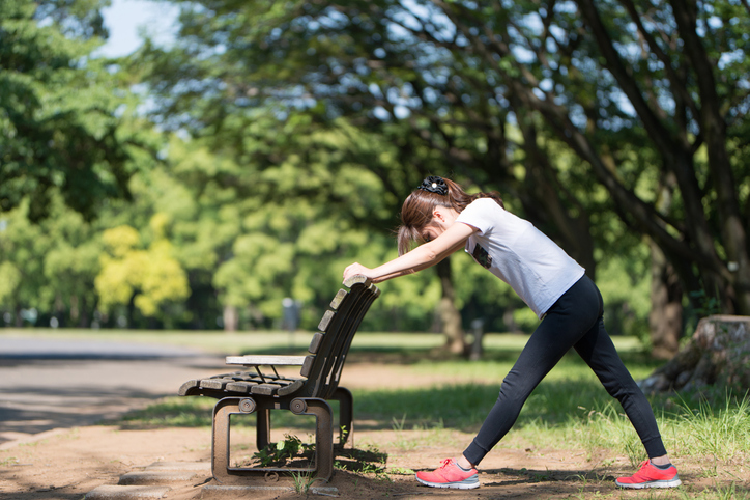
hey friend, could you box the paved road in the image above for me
[0,336,226,448]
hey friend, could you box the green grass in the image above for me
[0,327,642,356]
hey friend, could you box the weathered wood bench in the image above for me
[178,275,380,483]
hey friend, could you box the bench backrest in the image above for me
[297,275,380,400]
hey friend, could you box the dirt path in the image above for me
[1,361,745,499]
[0,423,641,500]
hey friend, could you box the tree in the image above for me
[0,0,145,221]
[95,217,191,327]
[41,195,102,327]
[161,125,422,332]
[141,0,734,353]
[0,200,53,326]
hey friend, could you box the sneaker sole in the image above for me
[415,475,480,490]
[616,478,682,489]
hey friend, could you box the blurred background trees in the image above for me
[1,0,748,360]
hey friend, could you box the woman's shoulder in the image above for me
[457,198,507,232]
[465,197,505,212]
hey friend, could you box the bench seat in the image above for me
[179,370,306,397]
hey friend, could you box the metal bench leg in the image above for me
[332,387,353,448]
[291,398,334,481]
[211,397,242,483]
[211,396,335,483]
[256,407,271,451]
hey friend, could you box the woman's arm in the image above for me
[343,222,476,283]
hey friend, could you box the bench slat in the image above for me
[178,380,200,396]
[250,384,279,396]
[308,333,324,354]
[225,355,306,366]
[318,310,335,332]
[201,379,230,390]
[329,289,347,310]
[224,382,253,394]
[299,355,315,378]
[277,379,305,396]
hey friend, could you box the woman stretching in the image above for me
[343,176,681,491]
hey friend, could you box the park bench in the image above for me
[178,275,380,483]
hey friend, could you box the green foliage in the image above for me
[688,288,723,318]
[95,218,190,318]
[7,0,749,336]
[0,0,143,221]
[138,0,750,326]
[251,434,312,467]
[0,200,54,323]
[0,262,21,307]
[596,252,652,338]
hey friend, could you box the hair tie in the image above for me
[418,176,448,195]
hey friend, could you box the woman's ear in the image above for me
[432,207,445,222]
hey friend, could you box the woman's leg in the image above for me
[463,277,600,465]
[572,285,667,458]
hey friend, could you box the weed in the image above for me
[675,393,750,462]
[360,462,385,474]
[338,425,349,447]
[572,473,587,500]
[677,482,750,500]
[392,414,407,431]
[252,434,312,467]
[390,414,416,450]
[290,470,317,494]
[389,467,414,475]
[623,433,645,470]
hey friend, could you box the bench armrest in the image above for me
[225,355,307,366]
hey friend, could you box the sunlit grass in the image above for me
[0,327,644,356]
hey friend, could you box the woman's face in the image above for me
[421,206,458,243]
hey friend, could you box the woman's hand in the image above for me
[343,262,373,282]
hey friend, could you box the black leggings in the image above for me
[463,275,667,465]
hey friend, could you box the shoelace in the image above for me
[437,458,455,470]
[633,460,661,479]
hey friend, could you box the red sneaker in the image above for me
[615,460,682,489]
[415,458,480,490]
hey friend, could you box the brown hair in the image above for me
[397,176,504,255]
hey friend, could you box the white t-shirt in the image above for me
[456,198,585,318]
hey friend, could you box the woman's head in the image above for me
[397,176,503,255]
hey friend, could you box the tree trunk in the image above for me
[512,98,597,278]
[78,295,90,328]
[223,304,238,332]
[649,241,684,360]
[639,315,750,394]
[436,257,465,355]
